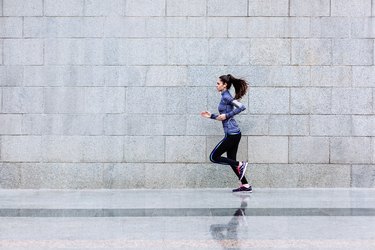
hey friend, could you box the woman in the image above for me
[200,74,251,192]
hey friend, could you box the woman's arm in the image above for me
[225,99,246,119]
[200,111,222,121]
[210,113,219,119]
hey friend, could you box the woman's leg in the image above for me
[209,134,240,166]
[226,135,249,185]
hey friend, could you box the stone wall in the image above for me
[0,0,374,188]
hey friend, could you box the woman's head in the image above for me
[217,74,249,100]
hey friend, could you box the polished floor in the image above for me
[0,188,375,249]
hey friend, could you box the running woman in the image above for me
[200,74,252,192]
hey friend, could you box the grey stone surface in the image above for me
[45,39,104,65]
[19,163,105,188]
[1,136,42,162]
[0,114,22,134]
[289,136,330,163]
[82,136,123,162]
[229,17,310,38]
[22,114,105,135]
[1,0,374,188]
[165,136,206,162]
[311,17,351,38]
[166,86,207,114]
[123,136,164,162]
[248,136,288,163]
[290,0,330,16]
[125,38,168,65]
[291,39,332,65]
[208,39,249,65]
[268,66,310,86]
[237,115,269,135]
[207,17,228,37]
[166,17,207,37]
[0,66,24,86]
[126,114,165,135]
[248,87,289,114]
[0,163,20,188]
[125,0,165,16]
[311,66,352,87]
[23,66,147,87]
[331,0,372,16]
[103,163,145,188]
[2,189,375,249]
[207,0,247,16]
[290,87,331,114]
[331,88,373,114]
[24,17,104,38]
[3,0,42,16]
[45,0,84,16]
[350,18,375,38]
[353,66,375,87]
[44,87,85,113]
[126,87,165,114]
[85,0,124,16]
[0,17,22,37]
[145,163,238,188]
[3,39,43,65]
[330,137,372,164]
[352,165,375,187]
[186,114,223,136]
[3,188,375,208]
[187,65,226,87]
[268,114,309,135]
[332,39,373,65]
[248,0,289,16]
[233,66,310,87]
[41,136,83,162]
[250,38,290,65]
[352,115,375,136]
[44,87,125,114]
[103,17,148,38]
[163,114,187,135]
[310,115,352,136]
[145,66,187,86]
[103,114,127,135]
[252,163,351,187]
[166,0,206,16]
[1,87,44,113]
[84,87,125,114]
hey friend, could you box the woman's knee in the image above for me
[209,151,220,163]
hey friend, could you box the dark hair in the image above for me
[219,74,249,100]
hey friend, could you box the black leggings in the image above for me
[209,133,248,185]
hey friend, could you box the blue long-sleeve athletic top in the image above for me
[210,89,246,134]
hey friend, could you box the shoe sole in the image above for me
[232,187,252,192]
[239,162,248,180]
[232,190,252,193]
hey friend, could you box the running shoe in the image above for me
[232,185,252,192]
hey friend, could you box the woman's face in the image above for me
[216,79,227,92]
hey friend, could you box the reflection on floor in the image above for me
[0,188,375,249]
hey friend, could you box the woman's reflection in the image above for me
[209,193,250,249]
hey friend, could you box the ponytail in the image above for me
[219,74,249,100]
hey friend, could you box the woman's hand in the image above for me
[200,111,211,118]
[216,114,226,121]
